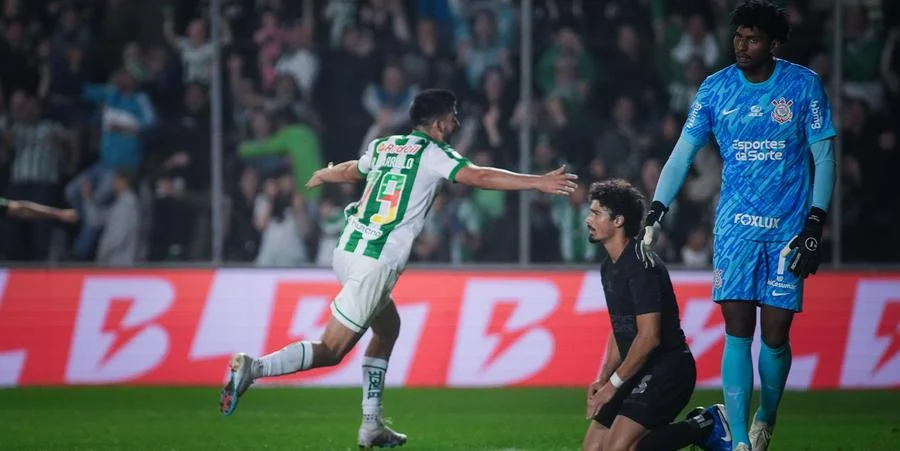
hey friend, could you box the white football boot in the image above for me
[749,412,775,451]
[358,420,408,449]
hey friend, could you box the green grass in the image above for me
[0,387,898,450]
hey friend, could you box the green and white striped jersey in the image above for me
[337,130,469,264]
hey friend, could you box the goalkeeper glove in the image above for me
[781,207,827,279]
[636,201,667,268]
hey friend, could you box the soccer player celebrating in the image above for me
[219,89,578,448]
[582,179,732,451]
[638,1,836,450]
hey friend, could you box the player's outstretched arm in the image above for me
[5,200,78,223]
[305,161,364,189]
[454,164,578,195]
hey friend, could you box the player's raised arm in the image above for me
[454,164,578,196]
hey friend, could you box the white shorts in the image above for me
[330,249,401,333]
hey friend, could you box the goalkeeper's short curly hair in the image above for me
[731,0,790,44]
[588,179,646,239]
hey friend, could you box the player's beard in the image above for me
[735,49,773,72]
[587,227,601,244]
[441,123,458,142]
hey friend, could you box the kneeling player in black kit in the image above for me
[582,179,732,451]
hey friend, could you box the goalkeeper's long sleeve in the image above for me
[810,138,835,212]
[653,134,705,207]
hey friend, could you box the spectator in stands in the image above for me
[465,148,506,224]
[254,174,310,267]
[538,26,597,110]
[254,9,285,92]
[454,66,513,162]
[239,110,281,176]
[96,0,140,77]
[146,82,212,261]
[121,42,148,85]
[401,18,455,91]
[681,226,711,268]
[164,13,231,86]
[456,7,511,91]
[361,62,418,145]
[238,110,324,202]
[843,4,884,111]
[594,95,651,183]
[670,11,720,70]
[0,19,38,96]
[86,168,140,266]
[275,15,318,101]
[551,183,597,263]
[45,45,89,127]
[48,6,90,62]
[411,190,448,263]
[606,23,664,114]
[143,44,181,116]
[224,166,261,263]
[65,68,155,260]
[444,182,483,263]
[1,93,71,260]
[316,24,380,163]
[668,56,707,114]
[358,0,412,54]
[640,158,661,200]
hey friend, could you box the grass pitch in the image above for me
[0,387,898,450]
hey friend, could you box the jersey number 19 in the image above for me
[358,171,408,225]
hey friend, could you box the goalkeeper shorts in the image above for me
[711,234,804,312]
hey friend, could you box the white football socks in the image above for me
[361,356,389,423]
[253,341,315,378]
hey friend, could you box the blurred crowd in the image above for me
[0,0,898,266]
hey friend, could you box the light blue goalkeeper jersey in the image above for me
[681,59,836,242]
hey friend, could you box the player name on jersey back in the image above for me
[681,59,836,241]
[336,131,469,264]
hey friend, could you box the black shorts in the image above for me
[593,349,696,430]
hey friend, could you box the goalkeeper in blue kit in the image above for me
[638,1,836,450]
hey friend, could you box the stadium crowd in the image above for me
[0,0,897,266]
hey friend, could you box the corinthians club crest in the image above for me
[771,97,794,124]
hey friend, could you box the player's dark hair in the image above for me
[409,89,457,128]
[731,0,790,43]
[588,179,645,238]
